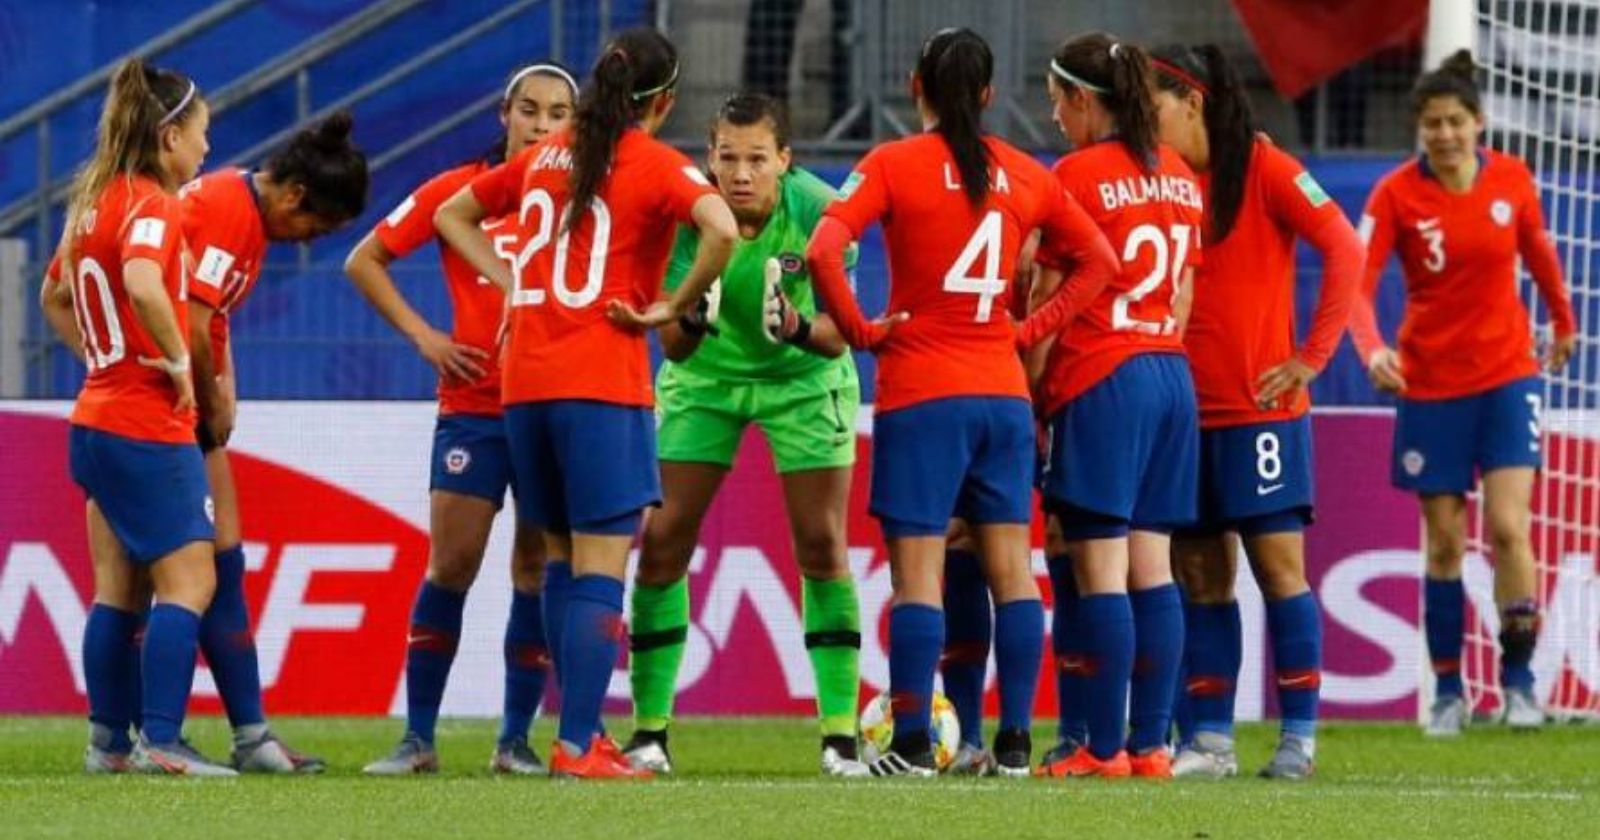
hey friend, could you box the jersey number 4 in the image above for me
[510,188,612,309]
[943,211,1007,322]
[1115,223,1193,336]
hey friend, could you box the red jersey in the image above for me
[470,129,714,408]
[180,168,268,375]
[374,161,516,417]
[1039,142,1205,416]
[820,133,1114,413]
[61,175,196,444]
[1184,138,1363,428]
[1349,150,1575,400]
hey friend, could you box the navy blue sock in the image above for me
[141,603,202,745]
[1080,593,1134,761]
[888,603,944,748]
[1267,592,1322,740]
[405,580,466,743]
[542,559,573,685]
[83,604,140,751]
[1128,584,1184,754]
[1047,554,1088,745]
[130,611,146,732]
[940,550,990,747]
[199,545,264,729]
[1425,577,1465,698]
[992,599,1044,734]
[1183,600,1242,740]
[557,575,625,750]
[500,588,550,745]
[1499,600,1539,693]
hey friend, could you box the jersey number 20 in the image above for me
[510,188,612,309]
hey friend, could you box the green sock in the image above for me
[802,575,862,738]
[629,577,690,732]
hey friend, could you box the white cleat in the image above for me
[622,737,674,775]
[866,750,938,778]
[131,739,240,777]
[232,730,325,774]
[1424,695,1470,738]
[821,745,871,778]
[1172,732,1239,779]
[363,734,438,775]
[1503,687,1545,731]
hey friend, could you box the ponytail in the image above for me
[262,110,369,224]
[1152,44,1256,241]
[1051,32,1158,171]
[916,28,994,206]
[567,28,678,232]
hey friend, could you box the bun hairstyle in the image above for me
[62,58,202,264]
[915,27,994,206]
[1050,31,1159,171]
[1411,48,1481,117]
[1151,44,1256,241]
[567,27,678,231]
[262,110,369,224]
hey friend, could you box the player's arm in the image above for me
[124,258,195,412]
[1016,187,1118,349]
[657,226,716,361]
[39,257,84,363]
[1172,265,1196,339]
[435,187,511,292]
[1514,172,1578,371]
[1348,183,1404,393]
[187,300,233,444]
[611,193,738,331]
[345,232,487,381]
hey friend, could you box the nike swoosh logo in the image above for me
[407,634,437,645]
[1257,483,1285,496]
[1280,675,1316,689]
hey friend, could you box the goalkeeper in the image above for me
[623,93,867,777]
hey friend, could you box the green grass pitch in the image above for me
[0,716,1594,839]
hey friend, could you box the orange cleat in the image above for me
[1034,746,1132,778]
[1129,747,1173,779]
[550,736,653,780]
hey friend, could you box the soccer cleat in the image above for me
[992,729,1032,778]
[232,730,325,774]
[490,736,549,775]
[131,738,240,777]
[1039,734,1085,768]
[866,749,938,778]
[362,733,439,775]
[1424,695,1469,738]
[551,736,652,780]
[1503,687,1545,731]
[84,723,131,775]
[1129,747,1174,779]
[820,736,870,778]
[621,729,673,774]
[1034,746,1132,778]
[1258,736,1315,780]
[946,743,996,777]
[1171,732,1239,780]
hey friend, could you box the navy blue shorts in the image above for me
[503,400,658,535]
[430,413,515,508]
[1393,376,1543,495]
[68,425,214,565]
[870,396,1035,538]
[1186,416,1314,536]
[1040,353,1198,537]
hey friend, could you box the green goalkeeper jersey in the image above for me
[663,167,858,382]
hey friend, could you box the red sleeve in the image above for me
[120,193,184,271]
[182,181,253,310]
[469,149,532,219]
[1348,179,1398,365]
[650,143,718,223]
[46,253,63,284]
[1259,148,1365,370]
[822,149,891,237]
[374,168,472,259]
[1514,168,1576,339]
[1018,186,1118,348]
[806,215,882,349]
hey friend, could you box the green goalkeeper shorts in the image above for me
[655,359,859,473]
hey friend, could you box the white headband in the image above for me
[631,61,680,101]
[504,63,578,101]
[1049,59,1108,95]
[159,80,197,125]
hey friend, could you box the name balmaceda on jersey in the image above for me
[1095,172,1204,213]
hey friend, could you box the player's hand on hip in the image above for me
[1255,357,1318,409]
[1366,347,1406,394]
[139,354,196,414]
[867,311,910,350]
[416,326,488,382]
[607,299,675,331]
[1547,333,1577,372]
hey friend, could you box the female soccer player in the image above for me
[436,28,737,780]
[1349,50,1576,736]
[807,27,1118,778]
[620,93,868,778]
[347,62,577,776]
[43,59,229,775]
[1032,33,1203,780]
[1151,44,1364,779]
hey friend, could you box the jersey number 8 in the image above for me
[510,188,612,309]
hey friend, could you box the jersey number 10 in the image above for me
[510,188,612,309]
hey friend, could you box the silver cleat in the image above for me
[821,744,872,777]
[131,738,240,777]
[362,733,438,775]
[946,742,996,777]
[84,723,131,775]
[1258,735,1315,781]
[1424,695,1469,738]
[622,735,674,775]
[1172,731,1240,779]
[1502,687,1545,731]
[491,737,549,775]
[233,729,325,774]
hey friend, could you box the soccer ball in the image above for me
[859,690,962,770]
